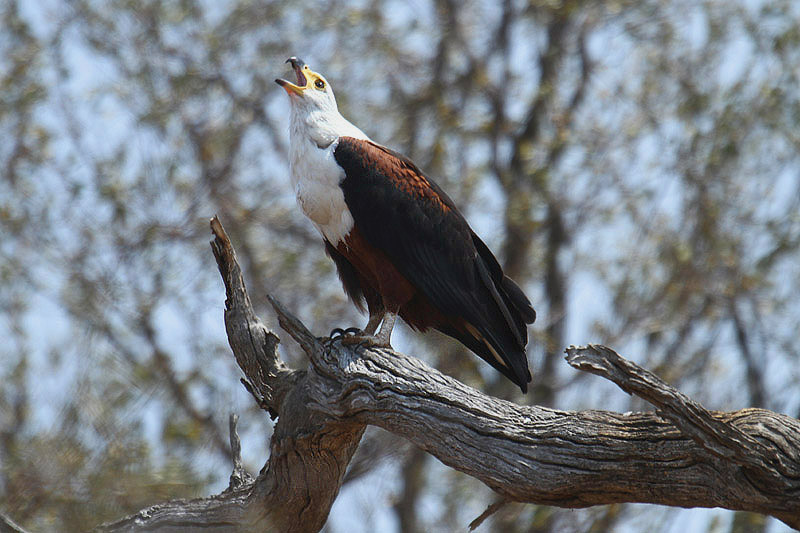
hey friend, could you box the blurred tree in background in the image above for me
[1,0,798,531]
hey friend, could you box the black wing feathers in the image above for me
[471,233,537,325]
[501,276,536,324]
[334,136,535,392]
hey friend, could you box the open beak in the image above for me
[275,57,308,96]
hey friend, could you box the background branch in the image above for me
[1,513,29,533]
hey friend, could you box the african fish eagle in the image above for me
[276,57,536,393]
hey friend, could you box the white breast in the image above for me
[286,95,370,245]
[289,137,354,245]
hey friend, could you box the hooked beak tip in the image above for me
[286,56,306,69]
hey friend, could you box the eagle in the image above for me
[276,57,536,393]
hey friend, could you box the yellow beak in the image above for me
[275,56,311,96]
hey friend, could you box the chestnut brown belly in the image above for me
[336,226,451,331]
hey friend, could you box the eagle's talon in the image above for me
[326,327,366,347]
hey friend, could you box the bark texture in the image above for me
[87,217,799,532]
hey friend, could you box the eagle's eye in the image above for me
[314,79,325,90]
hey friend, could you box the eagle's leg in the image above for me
[363,311,384,336]
[372,310,396,346]
[331,305,383,340]
[328,313,381,344]
[340,310,397,348]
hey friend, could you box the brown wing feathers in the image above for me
[332,136,536,392]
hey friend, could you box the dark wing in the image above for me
[334,136,535,392]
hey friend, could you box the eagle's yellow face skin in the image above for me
[277,63,330,97]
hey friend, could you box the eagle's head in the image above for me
[276,57,338,113]
[276,57,366,149]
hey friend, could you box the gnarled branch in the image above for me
[88,217,800,532]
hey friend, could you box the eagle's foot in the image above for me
[340,334,391,349]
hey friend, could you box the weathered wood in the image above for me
[302,340,800,527]
[89,217,800,532]
[565,344,797,485]
[94,217,365,533]
[226,414,253,491]
[209,215,298,415]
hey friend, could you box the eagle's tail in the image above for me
[459,235,537,393]
[442,323,532,393]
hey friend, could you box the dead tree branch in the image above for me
[87,217,800,532]
[93,217,365,532]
